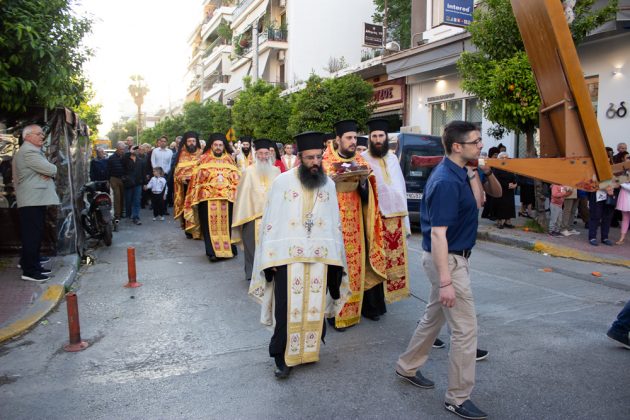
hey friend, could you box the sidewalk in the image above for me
[1,210,628,345]
[0,254,78,344]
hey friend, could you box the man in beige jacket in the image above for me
[14,124,60,282]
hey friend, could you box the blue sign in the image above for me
[444,0,474,27]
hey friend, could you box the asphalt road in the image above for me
[1,212,628,419]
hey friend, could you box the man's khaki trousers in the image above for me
[396,252,477,406]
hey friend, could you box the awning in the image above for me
[225,62,252,98]
[203,57,222,78]
[256,49,271,79]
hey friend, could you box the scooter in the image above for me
[80,181,113,246]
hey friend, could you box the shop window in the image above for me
[585,75,599,116]
[465,97,482,129]
[430,100,462,136]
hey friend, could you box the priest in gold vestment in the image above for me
[360,119,410,320]
[249,132,351,379]
[235,136,254,171]
[232,139,280,281]
[173,131,202,238]
[322,119,392,330]
[185,133,240,262]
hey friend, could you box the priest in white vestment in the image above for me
[249,131,351,379]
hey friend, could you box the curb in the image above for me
[479,229,630,269]
[0,254,79,344]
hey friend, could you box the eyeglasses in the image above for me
[456,138,482,146]
[29,132,45,137]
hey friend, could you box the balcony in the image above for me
[200,5,235,42]
[258,28,287,44]
[232,0,266,27]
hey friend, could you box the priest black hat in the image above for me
[208,132,227,143]
[357,136,368,147]
[367,118,389,134]
[295,132,325,152]
[254,138,274,150]
[333,119,358,137]
[239,136,253,143]
[324,132,336,141]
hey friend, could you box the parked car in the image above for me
[391,132,444,224]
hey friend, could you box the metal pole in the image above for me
[383,0,388,47]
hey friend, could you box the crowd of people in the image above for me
[11,119,629,420]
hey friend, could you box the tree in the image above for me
[76,88,102,141]
[373,0,411,50]
[0,0,93,112]
[231,77,291,142]
[287,74,375,135]
[457,0,617,227]
[182,100,231,136]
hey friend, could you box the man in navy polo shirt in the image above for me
[395,121,492,420]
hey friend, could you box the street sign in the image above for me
[364,23,384,47]
[226,127,236,142]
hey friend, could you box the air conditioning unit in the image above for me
[279,0,286,8]
[278,50,286,61]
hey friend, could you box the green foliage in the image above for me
[76,89,103,141]
[458,0,617,144]
[231,77,291,142]
[287,74,375,135]
[373,0,411,49]
[139,114,186,145]
[0,0,93,112]
[217,19,232,42]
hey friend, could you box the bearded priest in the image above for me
[173,131,202,238]
[232,139,281,281]
[322,119,389,330]
[185,133,241,262]
[249,131,351,379]
[360,118,410,321]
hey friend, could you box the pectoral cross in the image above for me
[304,213,314,237]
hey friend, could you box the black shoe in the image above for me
[395,370,435,389]
[208,255,218,263]
[433,338,446,349]
[133,218,142,225]
[326,317,346,332]
[274,356,292,379]
[444,400,488,420]
[476,349,489,361]
[185,232,193,239]
[37,267,52,275]
[606,330,630,349]
[21,272,49,282]
[364,314,380,321]
[39,256,51,264]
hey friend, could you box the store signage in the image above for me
[427,93,455,103]
[373,78,405,109]
[444,0,474,27]
[364,23,384,47]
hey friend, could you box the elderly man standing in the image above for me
[14,125,59,282]
[108,141,126,222]
[232,139,281,281]
[90,147,109,181]
[173,131,202,238]
[360,119,410,321]
[249,131,351,379]
[185,133,240,262]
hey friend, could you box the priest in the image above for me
[173,131,202,238]
[249,131,351,379]
[356,135,368,154]
[236,136,254,171]
[185,133,241,262]
[232,139,281,281]
[360,118,410,321]
[322,119,388,330]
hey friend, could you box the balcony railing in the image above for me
[258,28,288,44]
[233,0,255,20]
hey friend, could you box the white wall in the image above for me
[578,32,630,150]
[286,0,376,86]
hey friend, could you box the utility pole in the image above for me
[128,75,149,141]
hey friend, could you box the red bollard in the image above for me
[63,292,88,352]
[124,246,142,288]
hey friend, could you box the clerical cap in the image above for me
[333,119,358,137]
[254,138,274,150]
[208,132,227,143]
[295,132,325,152]
[324,132,336,141]
[183,131,199,141]
[357,136,368,147]
[367,118,389,134]
[239,136,253,144]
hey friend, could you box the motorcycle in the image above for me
[80,181,113,246]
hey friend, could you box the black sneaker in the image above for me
[476,349,489,361]
[433,338,446,349]
[444,399,488,420]
[395,370,435,389]
[606,330,630,349]
[21,272,49,282]
[37,267,52,275]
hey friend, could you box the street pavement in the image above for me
[0,209,628,419]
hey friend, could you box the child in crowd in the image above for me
[549,184,572,237]
[144,166,168,221]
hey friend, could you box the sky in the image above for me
[77,0,200,135]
